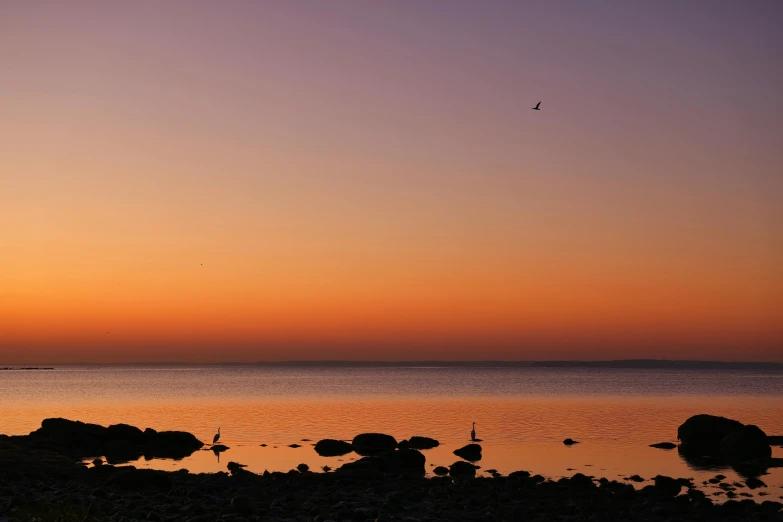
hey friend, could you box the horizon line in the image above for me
[6,359,783,369]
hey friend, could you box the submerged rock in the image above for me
[649,442,677,449]
[407,436,439,450]
[351,433,398,456]
[563,438,580,445]
[211,444,229,453]
[314,439,353,456]
[453,443,482,462]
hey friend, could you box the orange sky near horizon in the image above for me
[1,2,781,363]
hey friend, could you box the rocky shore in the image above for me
[2,417,782,521]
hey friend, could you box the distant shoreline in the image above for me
[4,360,782,370]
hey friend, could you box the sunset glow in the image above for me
[1,2,781,363]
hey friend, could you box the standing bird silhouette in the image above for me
[531,101,541,111]
[213,427,221,445]
[471,422,476,441]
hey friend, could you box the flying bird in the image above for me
[531,101,541,111]
[213,427,221,445]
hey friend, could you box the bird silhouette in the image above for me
[213,427,221,445]
[471,422,476,441]
[531,101,541,111]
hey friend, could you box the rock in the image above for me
[569,473,595,488]
[508,470,531,479]
[745,477,766,489]
[288,443,301,448]
[563,438,579,445]
[231,495,256,515]
[297,463,309,472]
[649,442,677,449]
[338,449,425,475]
[106,468,172,491]
[351,433,397,456]
[397,439,410,450]
[652,475,682,496]
[314,439,353,457]
[453,443,482,462]
[719,424,772,463]
[433,466,449,476]
[211,444,229,452]
[448,461,476,478]
[92,458,103,466]
[407,436,439,450]
[227,461,247,474]
[22,418,203,463]
[626,475,644,482]
[677,414,744,457]
[322,465,331,472]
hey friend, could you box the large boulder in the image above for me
[677,414,744,456]
[453,443,482,462]
[678,415,771,463]
[720,424,772,463]
[407,436,439,450]
[315,439,353,457]
[351,433,398,456]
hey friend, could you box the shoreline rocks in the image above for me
[11,418,203,464]
[678,414,772,463]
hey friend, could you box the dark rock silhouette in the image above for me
[567,473,595,489]
[407,436,439,449]
[652,475,683,496]
[650,442,677,449]
[227,461,247,474]
[314,439,353,457]
[15,418,203,463]
[678,414,771,463]
[432,465,449,476]
[720,424,771,462]
[746,477,766,489]
[351,433,398,456]
[453,443,482,462]
[211,444,229,453]
[297,463,309,472]
[448,460,476,478]
[508,470,531,480]
[563,438,579,445]
[338,448,425,475]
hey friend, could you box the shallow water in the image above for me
[1,365,782,500]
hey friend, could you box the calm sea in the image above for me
[2,365,782,499]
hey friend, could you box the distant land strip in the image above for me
[7,360,783,370]
[248,360,783,370]
[0,367,55,371]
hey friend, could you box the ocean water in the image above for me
[2,365,782,500]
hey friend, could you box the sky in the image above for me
[1,1,781,363]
